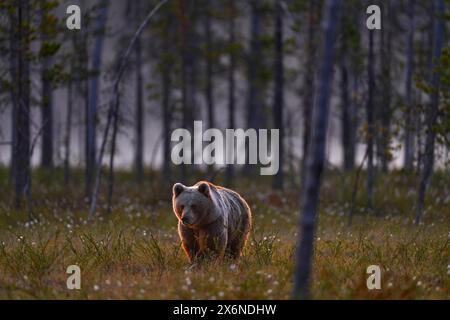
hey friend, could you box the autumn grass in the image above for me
[0,167,448,299]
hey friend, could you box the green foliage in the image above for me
[436,47,450,148]
[289,0,308,13]
[39,41,60,58]
[415,46,450,149]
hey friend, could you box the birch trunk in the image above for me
[292,0,341,299]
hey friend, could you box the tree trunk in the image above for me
[40,2,54,168]
[403,0,415,171]
[379,0,393,173]
[272,0,284,189]
[346,0,362,173]
[366,29,375,210]
[179,0,198,182]
[301,0,317,182]
[292,0,341,299]
[134,1,144,181]
[107,74,120,215]
[41,59,53,168]
[225,0,236,187]
[14,0,31,209]
[204,0,214,129]
[9,8,17,185]
[247,0,262,130]
[162,9,173,183]
[81,0,91,196]
[245,0,263,174]
[204,0,215,176]
[415,0,445,225]
[179,0,187,182]
[418,0,437,174]
[162,68,172,183]
[340,53,354,171]
[64,65,74,185]
[86,0,109,195]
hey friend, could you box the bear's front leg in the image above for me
[196,225,227,261]
[178,222,199,263]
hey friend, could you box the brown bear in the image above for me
[172,181,252,262]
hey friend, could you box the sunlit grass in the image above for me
[0,167,448,299]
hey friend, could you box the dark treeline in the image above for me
[0,0,448,299]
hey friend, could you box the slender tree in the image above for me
[64,60,74,185]
[14,0,31,209]
[204,0,215,129]
[245,0,263,174]
[86,0,109,195]
[404,0,416,171]
[161,7,173,184]
[79,0,90,194]
[134,0,144,181]
[366,27,375,210]
[417,0,437,172]
[379,0,393,173]
[107,61,121,215]
[292,0,341,299]
[225,0,236,187]
[301,0,318,181]
[415,0,445,225]
[340,0,361,172]
[8,3,18,185]
[178,0,198,182]
[203,0,215,176]
[40,0,58,168]
[339,7,354,171]
[247,0,262,130]
[339,60,352,171]
[272,0,284,189]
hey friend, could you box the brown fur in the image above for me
[172,181,252,262]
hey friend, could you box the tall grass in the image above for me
[0,168,448,299]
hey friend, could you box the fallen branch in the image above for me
[89,0,169,218]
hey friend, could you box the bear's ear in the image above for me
[197,182,210,198]
[173,183,185,197]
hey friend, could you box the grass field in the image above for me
[0,168,448,299]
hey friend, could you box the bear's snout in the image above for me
[181,216,191,225]
[181,209,196,226]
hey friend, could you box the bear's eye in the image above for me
[191,204,197,210]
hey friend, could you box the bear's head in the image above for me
[172,181,219,228]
